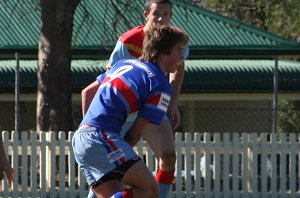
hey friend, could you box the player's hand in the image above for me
[0,160,14,187]
[168,104,181,130]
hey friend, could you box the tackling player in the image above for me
[72,25,188,198]
[82,1,189,197]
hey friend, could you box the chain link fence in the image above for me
[177,100,300,133]
[179,107,272,133]
[0,100,299,133]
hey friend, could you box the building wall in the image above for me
[0,101,36,131]
[178,100,272,133]
[0,100,82,131]
[1,93,299,132]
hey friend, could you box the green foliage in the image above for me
[278,100,300,133]
[203,0,300,133]
[204,0,300,41]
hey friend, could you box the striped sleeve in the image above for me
[138,92,171,124]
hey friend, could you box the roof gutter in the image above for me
[1,48,300,60]
[188,49,300,59]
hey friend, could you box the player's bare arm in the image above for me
[124,117,158,147]
[169,60,185,129]
[81,80,100,116]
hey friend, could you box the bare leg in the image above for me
[91,180,123,198]
[121,160,159,198]
[142,121,176,198]
[142,120,176,171]
[92,160,158,198]
[124,120,176,197]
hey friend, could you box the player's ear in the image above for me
[144,11,149,21]
[159,53,167,62]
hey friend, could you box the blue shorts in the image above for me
[72,127,139,186]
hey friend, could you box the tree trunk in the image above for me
[37,0,80,131]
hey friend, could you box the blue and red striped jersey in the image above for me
[81,59,172,133]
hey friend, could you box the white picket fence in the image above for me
[1,131,300,198]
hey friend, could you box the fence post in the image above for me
[223,133,230,197]
[68,132,76,198]
[204,133,212,198]
[40,131,47,197]
[232,133,240,197]
[175,133,183,197]
[270,133,277,196]
[12,131,19,197]
[241,133,249,196]
[46,132,51,190]
[59,132,66,198]
[272,59,279,133]
[31,132,38,198]
[251,133,258,196]
[290,133,297,194]
[15,53,20,133]
[261,133,269,196]
[1,131,9,197]
[214,133,221,197]
[185,133,192,197]
[247,133,252,192]
[194,133,202,197]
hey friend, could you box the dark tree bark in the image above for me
[37,0,80,131]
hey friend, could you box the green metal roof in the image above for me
[183,59,300,93]
[1,0,300,59]
[1,59,300,93]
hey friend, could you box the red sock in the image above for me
[155,167,174,184]
[122,188,133,198]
